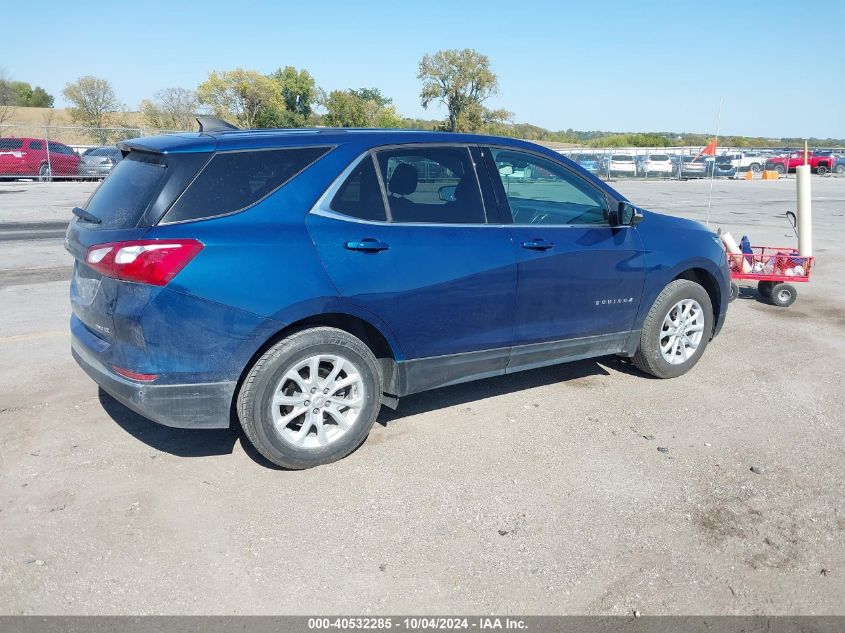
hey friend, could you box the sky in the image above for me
[3,0,844,138]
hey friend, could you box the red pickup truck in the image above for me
[765,151,835,175]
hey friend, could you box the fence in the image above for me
[1,123,843,181]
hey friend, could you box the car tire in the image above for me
[37,163,52,182]
[237,327,383,469]
[769,283,797,308]
[757,281,774,298]
[729,282,739,302]
[816,165,828,175]
[750,163,762,173]
[835,164,845,174]
[774,164,786,175]
[632,279,714,379]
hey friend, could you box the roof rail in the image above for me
[196,117,239,133]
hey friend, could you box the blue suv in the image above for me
[67,121,730,469]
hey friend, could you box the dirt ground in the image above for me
[0,177,843,615]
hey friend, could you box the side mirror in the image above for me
[438,185,457,202]
[617,201,644,226]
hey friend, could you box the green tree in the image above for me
[197,69,284,128]
[417,48,504,132]
[140,87,199,131]
[268,66,316,126]
[62,75,123,143]
[350,87,391,107]
[322,89,403,128]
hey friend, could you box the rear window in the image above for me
[84,153,170,229]
[87,147,118,157]
[612,155,633,161]
[650,154,669,161]
[0,139,23,150]
[163,147,330,224]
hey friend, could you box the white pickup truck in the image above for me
[720,152,768,174]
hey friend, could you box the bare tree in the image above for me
[0,68,17,135]
[140,87,199,131]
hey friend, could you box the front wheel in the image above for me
[835,164,845,175]
[774,164,786,175]
[237,327,383,469]
[633,279,714,379]
[770,283,797,307]
[749,163,762,173]
[37,163,52,182]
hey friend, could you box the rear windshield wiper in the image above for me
[72,207,102,224]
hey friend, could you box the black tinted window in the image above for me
[375,146,485,224]
[49,143,74,155]
[29,140,43,150]
[330,155,387,221]
[165,147,329,223]
[85,153,169,229]
[0,139,23,150]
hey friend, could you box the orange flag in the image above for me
[694,139,717,161]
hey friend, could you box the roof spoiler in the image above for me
[196,116,239,133]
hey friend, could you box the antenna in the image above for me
[705,96,723,227]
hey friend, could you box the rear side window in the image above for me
[330,156,387,222]
[374,146,486,224]
[0,139,23,150]
[163,147,329,223]
[84,153,170,229]
[29,140,43,150]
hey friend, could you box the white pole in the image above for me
[705,96,723,227]
[796,139,812,256]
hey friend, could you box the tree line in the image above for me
[4,52,844,148]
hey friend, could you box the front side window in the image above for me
[374,146,485,224]
[165,146,329,223]
[0,139,24,150]
[490,148,608,226]
[29,140,43,150]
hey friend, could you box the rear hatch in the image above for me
[67,148,210,346]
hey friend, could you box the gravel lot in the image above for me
[0,177,843,615]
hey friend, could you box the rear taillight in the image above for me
[85,239,203,286]
[111,366,158,382]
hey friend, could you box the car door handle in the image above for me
[345,239,390,252]
[521,239,555,251]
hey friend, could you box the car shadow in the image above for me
[98,388,282,469]
[99,356,644,469]
[377,356,636,425]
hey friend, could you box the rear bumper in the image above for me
[72,334,235,429]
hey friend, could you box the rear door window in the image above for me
[29,140,43,150]
[373,146,486,224]
[162,147,330,223]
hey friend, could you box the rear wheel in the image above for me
[37,163,52,182]
[749,163,762,173]
[237,327,382,469]
[774,164,786,175]
[757,281,774,298]
[835,164,845,175]
[633,279,714,379]
[770,283,797,308]
[816,165,828,175]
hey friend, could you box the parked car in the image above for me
[78,146,123,179]
[606,154,637,176]
[635,154,673,177]
[719,152,767,174]
[672,155,709,178]
[0,137,80,180]
[765,151,835,175]
[572,153,602,176]
[712,156,738,178]
[67,123,730,469]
